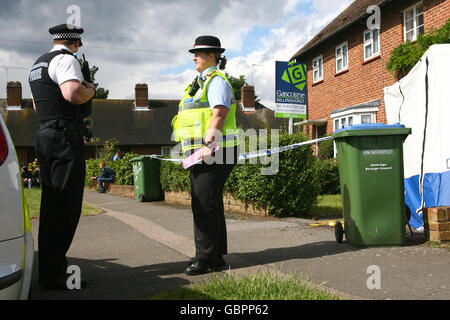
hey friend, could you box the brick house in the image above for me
[290,0,450,153]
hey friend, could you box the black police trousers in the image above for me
[189,146,238,263]
[34,125,85,281]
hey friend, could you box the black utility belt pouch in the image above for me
[40,118,85,143]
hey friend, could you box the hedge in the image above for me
[86,132,341,217]
[160,132,338,217]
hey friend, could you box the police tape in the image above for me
[149,155,183,163]
[238,135,333,160]
[149,135,334,163]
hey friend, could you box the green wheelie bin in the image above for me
[130,155,162,202]
[333,123,411,246]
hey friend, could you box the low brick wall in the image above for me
[109,184,135,198]
[89,185,269,216]
[164,190,269,216]
[423,207,450,242]
[88,183,135,198]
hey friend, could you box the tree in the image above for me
[225,73,247,100]
[91,66,110,99]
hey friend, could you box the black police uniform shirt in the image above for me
[29,44,84,122]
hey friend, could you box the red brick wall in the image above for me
[301,0,450,135]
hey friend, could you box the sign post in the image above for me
[275,61,307,134]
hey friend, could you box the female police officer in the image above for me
[172,36,239,275]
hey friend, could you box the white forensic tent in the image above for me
[384,44,450,230]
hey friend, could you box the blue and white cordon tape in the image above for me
[238,136,333,160]
[150,135,333,163]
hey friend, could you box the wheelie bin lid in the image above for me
[129,155,158,162]
[333,123,411,139]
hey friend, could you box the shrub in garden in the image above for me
[315,158,340,195]
[160,160,190,192]
[386,19,450,79]
[161,131,322,217]
[228,132,321,217]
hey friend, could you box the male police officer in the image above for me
[29,24,95,290]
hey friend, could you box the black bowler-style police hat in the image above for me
[49,23,84,46]
[189,35,225,53]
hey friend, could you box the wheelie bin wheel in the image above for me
[139,194,145,202]
[335,221,344,243]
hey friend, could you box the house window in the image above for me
[404,2,424,42]
[361,114,373,124]
[335,41,348,73]
[312,55,323,83]
[348,116,353,126]
[333,116,354,130]
[363,29,380,60]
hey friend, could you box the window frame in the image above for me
[312,54,323,83]
[403,2,424,42]
[335,41,348,73]
[361,114,374,124]
[363,28,380,61]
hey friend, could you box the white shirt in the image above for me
[48,44,83,85]
[200,67,231,110]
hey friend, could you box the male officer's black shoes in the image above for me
[39,276,87,291]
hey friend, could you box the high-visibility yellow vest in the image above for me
[172,69,239,153]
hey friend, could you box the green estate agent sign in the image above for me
[275,61,307,119]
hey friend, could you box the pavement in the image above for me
[29,189,450,300]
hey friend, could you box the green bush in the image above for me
[386,19,450,79]
[109,153,139,185]
[315,158,340,195]
[161,132,322,217]
[85,158,103,188]
[318,136,334,159]
[160,160,191,192]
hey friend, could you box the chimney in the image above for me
[135,83,149,109]
[7,81,22,108]
[241,85,255,112]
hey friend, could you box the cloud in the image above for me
[0,0,353,101]
[223,0,354,109]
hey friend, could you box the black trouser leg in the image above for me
[189,146,237,263]
[34,128,85,281]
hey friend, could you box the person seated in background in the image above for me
[90,161,115,193]
[21,166,33,189]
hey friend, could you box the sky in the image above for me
[0,0,354,109]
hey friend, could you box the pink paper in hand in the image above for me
[182,143,219,170]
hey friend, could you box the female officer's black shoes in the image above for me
[185,256,226,275]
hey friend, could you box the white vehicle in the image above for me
[0,116,34,299]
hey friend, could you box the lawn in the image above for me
[309,194,342,219]
[23,188,102,218]
[149,271,339,300]
[150,196,343,301]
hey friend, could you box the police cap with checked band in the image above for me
[49,24,84,47]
